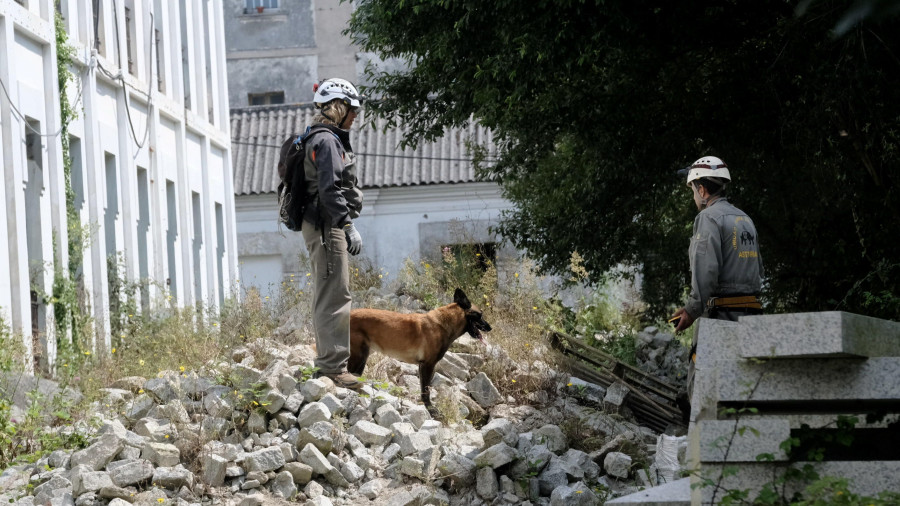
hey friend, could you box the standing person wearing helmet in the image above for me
[301,78,365,389]
[670,156,764,332]
[671,156,764,421]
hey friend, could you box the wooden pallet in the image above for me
[549,331,685,433]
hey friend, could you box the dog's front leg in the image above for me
[418,361,436,406]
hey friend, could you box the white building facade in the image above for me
[0,0,238,372]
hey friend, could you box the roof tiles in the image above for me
[230,104,497,195]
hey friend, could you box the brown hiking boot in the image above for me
[315,371,363,390]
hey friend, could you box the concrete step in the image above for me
[716,357,900,403]
[738,311,900,359]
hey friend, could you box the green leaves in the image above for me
[348,0,900,319]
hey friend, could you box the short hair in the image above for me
[695,177,728,196]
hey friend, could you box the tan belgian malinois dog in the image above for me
[349,288,492,406]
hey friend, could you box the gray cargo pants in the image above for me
[301,219,351,375]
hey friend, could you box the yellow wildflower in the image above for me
[139,359,145,366]
[306,273,311,277]
[511,379,516,383]
[111,348,117,353]
[84,351,91,356]
[138,389,144,394]
[179,366,185,373]
[164,434,169,439]
[514,273,519,278]
[567,383,573,387]
[157,499,164,503]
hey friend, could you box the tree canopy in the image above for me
[348,0,900,320]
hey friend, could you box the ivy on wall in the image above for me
[52,6,89,356]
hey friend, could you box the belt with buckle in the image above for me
[708,295,761,310]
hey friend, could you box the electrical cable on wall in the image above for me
[0,63,87,138]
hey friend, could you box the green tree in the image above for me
[348,0,900,320]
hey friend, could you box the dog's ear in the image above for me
[454,288,471,310]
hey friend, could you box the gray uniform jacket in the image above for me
[685,198,764,319]
[302,125,364,228]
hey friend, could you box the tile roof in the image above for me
[230,104,498,195]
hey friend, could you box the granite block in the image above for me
[717,357,900,402]
[697,419,789,462]
[688,320,742,425]
[695,461,900,504]
[695,319,742,365]
[739,312,900,359]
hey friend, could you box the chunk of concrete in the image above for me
[140,443,180,467]
[297,402,331,428]
[350,421,393,446]
[70,434,124,471]
[200,454,227,486]
[466,373,502,408]
[550,481,599,506]
[107,459,154,487]
[473,443,517,469]
[243,446,286,473]
[476,466,498,500]
[604,451,632,479]
[604,381,630,408]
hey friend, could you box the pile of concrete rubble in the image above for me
[0,323,688,506]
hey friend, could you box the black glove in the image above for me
[344,222,362,256]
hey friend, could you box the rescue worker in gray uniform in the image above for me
[300,78,365,389]
[671,156,764,419]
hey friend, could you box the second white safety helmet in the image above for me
[684,156,731,187]
[313,78,361,109]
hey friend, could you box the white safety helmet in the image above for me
[684,156,731,187]
[313,78,361,109]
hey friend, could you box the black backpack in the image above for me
[277,126,332,231]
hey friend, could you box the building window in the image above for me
[244,0,278,12]
[248,91,285,106]
[125,5,134,74]
[155,28,165,92]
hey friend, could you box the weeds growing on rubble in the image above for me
[0,239,653,466]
